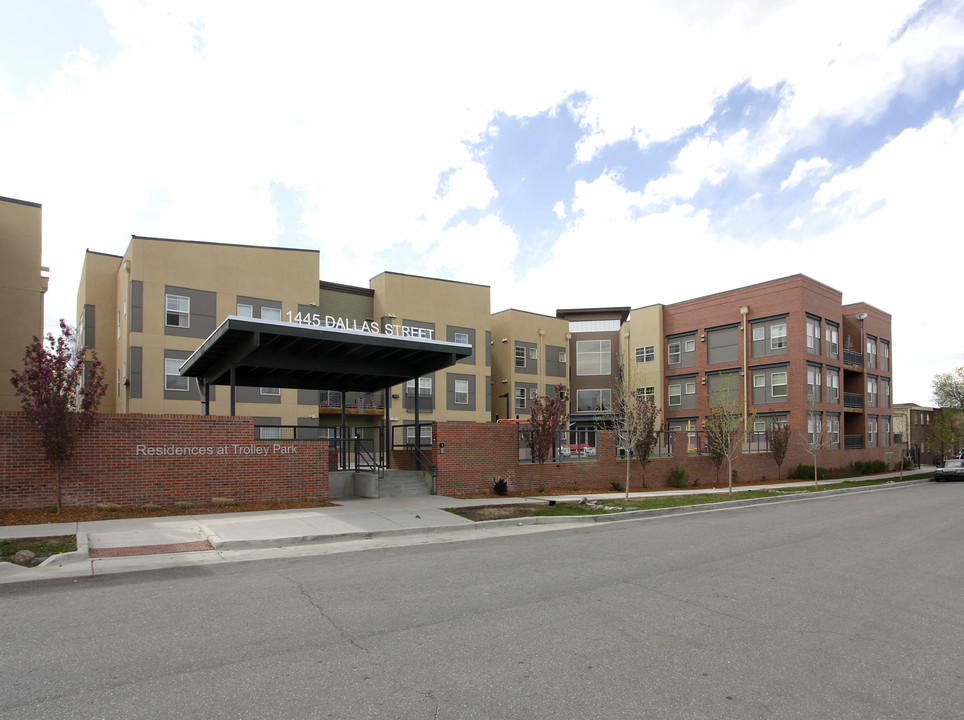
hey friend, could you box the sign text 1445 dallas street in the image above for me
[284,312,435,339]
[135,444,299,457]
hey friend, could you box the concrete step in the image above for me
[379,471,432,497]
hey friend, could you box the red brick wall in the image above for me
[0,412,329,509]
[427,423,902,496]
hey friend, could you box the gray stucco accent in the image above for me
[446,325,476,365]
[236,385,282,404]
[514,341,537,375]
[129,280,143,333]
[446,372,476,411]
[707,326,739,365]
[544,344,567,378]
[236,295,282,319]
[298,388,320,405]
[164,285,217,339]
[485,330,491,367]
[83,304,95,347]
[129,345,142,399]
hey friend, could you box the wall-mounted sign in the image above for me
[286,311,435,339]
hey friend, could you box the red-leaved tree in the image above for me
[526,384,569,492]
[10,320,107,512]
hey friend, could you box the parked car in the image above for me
[935,459,964,481]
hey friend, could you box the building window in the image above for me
[807,366,821,402]
[684,339,696,353]
[635,345,655,363]
[164,358,189,392]
[636,386,655,403]
[165,294,190,328]
[866,337,877,368]
[882,416,891,446]
[454,379,469,405]
[576,339,611,376]
[558,350,567,363]
[771,323,787,350]
[753,373,765,389]
[405,425,432,443]
[772,371,788,397]
[668,384,682,406]
[262,307,282,322]
[826,324,839,357]
[569,319,620,332]
[806,317,820,354]
[807,413,822,446]
[880,341,890,371]
[237,303,253,317]
[454,332,469,345]
[828,415,840,449]
[685,381,696,395]
[515,345,526,368]
[826,369,839,402]
[260,387,281,396]
[406,378,433,396]
[576,389,611,412]
[668,341,681,365]
[752,325,765,342]
[515,387,527,409]
[881,378,890,408]
[868,416,878,447]
[867,377,878,407]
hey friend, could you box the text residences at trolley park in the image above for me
[285,311,435,340]
[135,444,299,457]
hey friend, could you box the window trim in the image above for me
[668,383,682,406]
[165,294,190,329]
[635,345,655,363]
[164,357,190,392]
[771,371,788,397]
[515,345,527,368]
[454,379,469,405]
[770,323,787,350]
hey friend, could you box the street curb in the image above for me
[213,478,931,550]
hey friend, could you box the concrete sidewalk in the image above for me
[0,469,935,584]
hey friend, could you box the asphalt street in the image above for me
[2,480,961,720]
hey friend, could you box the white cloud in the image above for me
[781,157,832,190]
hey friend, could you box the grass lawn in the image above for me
[449,473,932,521]
[1,536,77,564]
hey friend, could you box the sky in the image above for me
[2,0,963,405]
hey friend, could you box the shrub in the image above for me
[140,502,163,511]
[173,500,194,509]
[610,479,624,492]
[96,502,122,512]
[902,457,915,470]
[793,464,829,481]
[210,497,236,507]
[667,465,688,488]
[492,476,509,496]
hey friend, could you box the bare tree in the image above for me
[767,421,792,481]
[610,360,661,498]
[703,374,748,495]
[801,406,831,489]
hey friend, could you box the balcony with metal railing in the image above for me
[843,349,863,370]
[318,390,386,414]
[843,392,864,412]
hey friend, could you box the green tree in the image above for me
[801,406,830,489]
[526,384,569,492]
[10,320,107,513]
[927,410,960,462]
[931,365,964,414]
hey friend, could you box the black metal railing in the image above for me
[844,434,864,450]
[843,349,863,367]
[517,428,599,463]
[254,425,337,440]
[319,390,386,410]
[844,392,864,410]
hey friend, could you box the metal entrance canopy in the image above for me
[179,316,472,397]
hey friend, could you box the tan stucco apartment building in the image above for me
[76,235,894,459]
[0,196,48,411]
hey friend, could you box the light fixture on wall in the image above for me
[700,334,705,342]
[501,338,508,343]
[701,377,706,385]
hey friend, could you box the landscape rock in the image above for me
[12,550,35,566]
